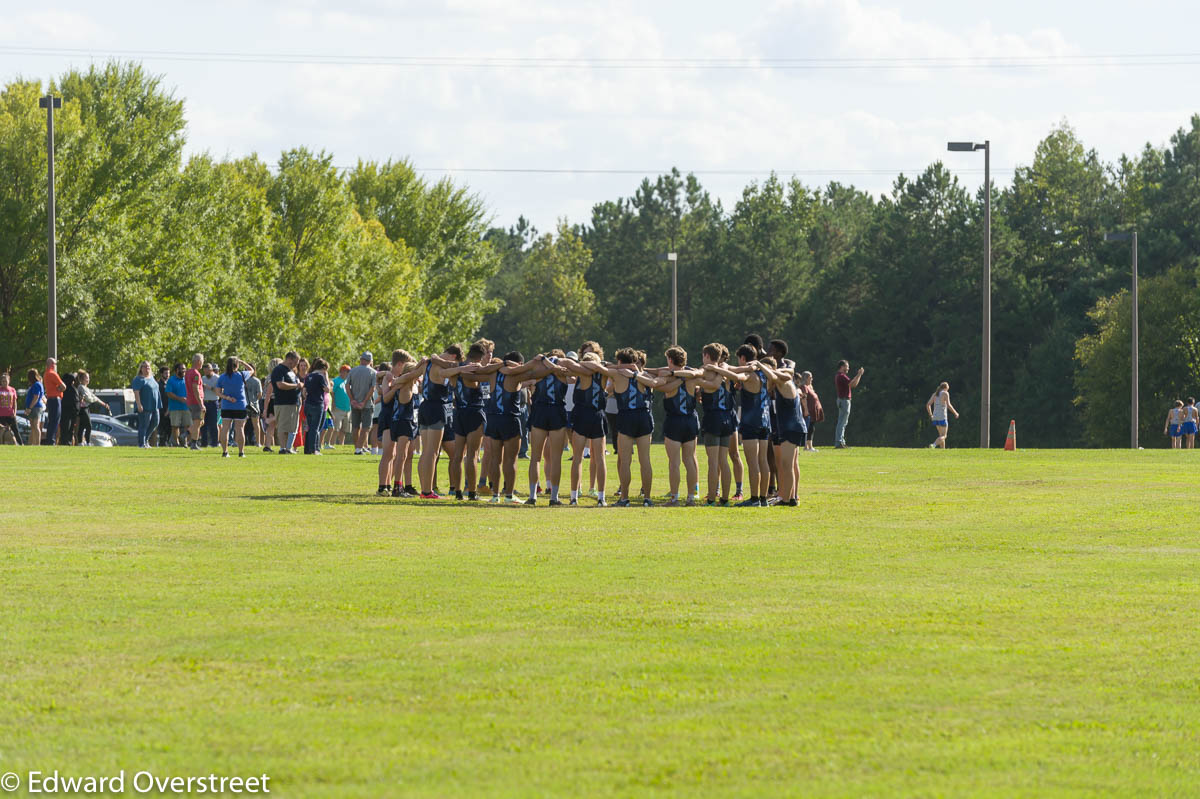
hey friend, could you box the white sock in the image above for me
[550,484,559,501]
[571,490,579,501]
[597,491,605,503]
[530,482,538,497]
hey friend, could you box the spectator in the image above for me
[75,370,110,446]
[302,358,331,455]
[331,364,352,446]
[261,357,281,452]
[24,369,45,446]
[58,370,78,446]
[833,359,864,449]
[347,352,377,455]
[201,363,221,448]
[269,352,302,454]
[42,357,64,445]
[216,356,255,458]
[164,363,190,447]
[800,371,823,453]
[185,354,205,450]
[155,366,172,446]
[295,357,310,446]
[244,369,263,447]
[131,361,160,448]
[0,371,20,445]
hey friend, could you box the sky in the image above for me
[0,0,1197,232]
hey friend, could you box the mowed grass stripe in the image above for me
[1,446,1198,797]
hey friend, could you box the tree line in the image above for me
[3,63,1198,446]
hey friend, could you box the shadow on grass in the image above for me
[239,493,696,509]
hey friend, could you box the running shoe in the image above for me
[705,499,717,507]
[642,498,653,507]
[377,487,389,496]
[548,499,563,507]
[524,497,537,506]
[222,452,229,458]
[391,486,402,498]
[263,446,272,452]
[736,497,760,507]
[238,452,245,458]
[420,492,441,500]
[719,497,729,506]
[596,499,608,507]
[685,497,696,507]
[758,498,769,507]
[569,498,578,506]
[404,485,418,496]
[614,499,631,507]
[664,498,679,507]
[467,492,478,501]
[508,495,522,504]
[490,494,500,504]
[455,491,464,501]
[731,492,744,502]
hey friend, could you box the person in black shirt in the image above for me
[302,358,331,455]
[269,352,302,453]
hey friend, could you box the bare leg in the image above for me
[545,428,567,500]
[218,419,232,455]
[418,428,444,494]
[664,437,682,499]
[635,434,653,500]
[742,438,762,498]
[527,427,548,499]
[729,431,743,490]
[377,435,396,488]
[683,440,698,502]
[617,433,633,499]
[501,436,520,496]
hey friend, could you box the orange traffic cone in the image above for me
[1004,420,1016,451]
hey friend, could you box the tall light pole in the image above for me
[659,252,678,345]
[948,140,991,448]
[1105,231,1139,449]
[39,93,62,360]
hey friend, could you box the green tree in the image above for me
[1075,263,1200,447]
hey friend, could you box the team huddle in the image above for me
[370,335,819,507]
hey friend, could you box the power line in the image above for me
[3,45,1200,71]
[396,166,1013,176]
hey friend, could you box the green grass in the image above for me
[1,444,1199,797]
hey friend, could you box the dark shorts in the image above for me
[222,409,247,420]
[739,424,770,441]
[388,418,417,442]
[485,414,522,441]
[417,400,451,428]
[663,415,699,443]
[453,408,485,437]
[780,429,806,447]
[701,410,736,438]
[701,432,731,448]
[529,404,568,432]
[616,409,654,439]
[571,412,607,441]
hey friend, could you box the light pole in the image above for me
[948,140,991,448]
[1105,231,1139,449]
[659,252,678,345]
[39,93,62,360]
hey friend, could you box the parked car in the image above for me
[114,412,139,429]
[11,415,113,446]
[86,415,141,447]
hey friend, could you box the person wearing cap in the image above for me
[42,357,65,445]
[347,352,377,454]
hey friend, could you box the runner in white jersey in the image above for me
[925,381,960,449]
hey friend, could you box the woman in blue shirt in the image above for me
[215,356,255,458]
[25,369,45,446]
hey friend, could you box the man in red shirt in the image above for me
[42,357,65,446]
[185,353,205,450]
[834,359,864,449]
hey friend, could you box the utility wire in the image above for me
[2,45,1200,71]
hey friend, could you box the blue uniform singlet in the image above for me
[663,381,699,443]
[615,373,653,439]
[738,369,771,440]
[569,375,607,440]
[530,367,568,432]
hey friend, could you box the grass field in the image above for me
[1,444,1198,797]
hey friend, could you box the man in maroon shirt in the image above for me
[834,359,864,448]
